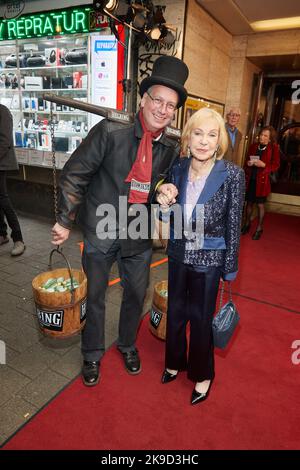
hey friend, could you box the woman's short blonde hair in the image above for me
[181,107,228,159]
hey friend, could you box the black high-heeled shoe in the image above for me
[191,381,212,405]
[241,224,250,235]
[161,369,178,384]
[252,229,263,240]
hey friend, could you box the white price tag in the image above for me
[15,148,29,165]
[28,149,43,166]
[57,152,70,169]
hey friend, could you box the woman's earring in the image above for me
[187,146,191,158]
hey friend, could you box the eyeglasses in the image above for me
[147,92,177,112]
[228,113,240,118]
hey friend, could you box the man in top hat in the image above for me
[51,55,189,386]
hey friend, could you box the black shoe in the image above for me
[241,224,250,235]
[161,369,178,384]
[82,360,100,386]
[121,349,141,375]
[252,229,263,240]
[191,381,212,405]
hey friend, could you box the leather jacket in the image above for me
[0,104,19,171]
[57,114,180,255]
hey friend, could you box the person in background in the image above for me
[282,127,300,156]
[0,104,25,256]
[224,107,242,164]
[157,108,245,405]
[51,56,189,387]
[241,125,280,240]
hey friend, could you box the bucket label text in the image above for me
[36,307,64,331]
[80,299,87,322]
[150,307,162,329]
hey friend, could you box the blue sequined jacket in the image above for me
[162,157,245,281]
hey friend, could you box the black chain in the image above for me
[50,103,58,220]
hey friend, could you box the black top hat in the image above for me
[140,56,189,108]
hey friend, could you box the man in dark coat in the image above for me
[0,104,25,256]
[51,56,189,386]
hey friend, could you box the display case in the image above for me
[0,33,89,169]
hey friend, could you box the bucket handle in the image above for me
[48,247,75,304]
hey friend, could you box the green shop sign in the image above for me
[0,7,107,41]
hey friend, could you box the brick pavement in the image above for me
[0,214,168,446]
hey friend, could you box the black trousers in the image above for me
[165,257,221,383]
[81,239,152,362]
[0,171,23,242]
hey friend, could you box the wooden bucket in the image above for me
[32,248,87,338]
[149,280,168,340]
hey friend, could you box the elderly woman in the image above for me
[242,126,280,240]
[157,107,245,405]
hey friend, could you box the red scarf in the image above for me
[125,110,163,203]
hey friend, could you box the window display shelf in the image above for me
[15,148,72,169]
[23,110,87,115]
[0,33,89,162]
[17,129,87,136]
[1,64,87,72]
[0,88,18,92]
[19,89,88,93]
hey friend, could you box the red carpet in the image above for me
[236,213,300,312]
[2,212,300,450]
[3,300,300,450]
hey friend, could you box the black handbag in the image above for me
[212,281,240,349]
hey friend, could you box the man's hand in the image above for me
[51,223,70,245]
[157,183,178,207]
[247,160,254,166]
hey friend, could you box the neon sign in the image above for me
[0,7,107,41]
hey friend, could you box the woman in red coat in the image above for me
[241,126,280,240]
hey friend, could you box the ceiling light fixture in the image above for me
[158,25,175,45]
[251,16,300,32]
[93,0,176,45]
[132,11,147,29]
[93,0,129,16]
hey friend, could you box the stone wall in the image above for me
[183,0,232,104]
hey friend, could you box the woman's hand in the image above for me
[254,160,266,168]
[157,193,170,208]
[156,183,178,206]
[51,223,70,245]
